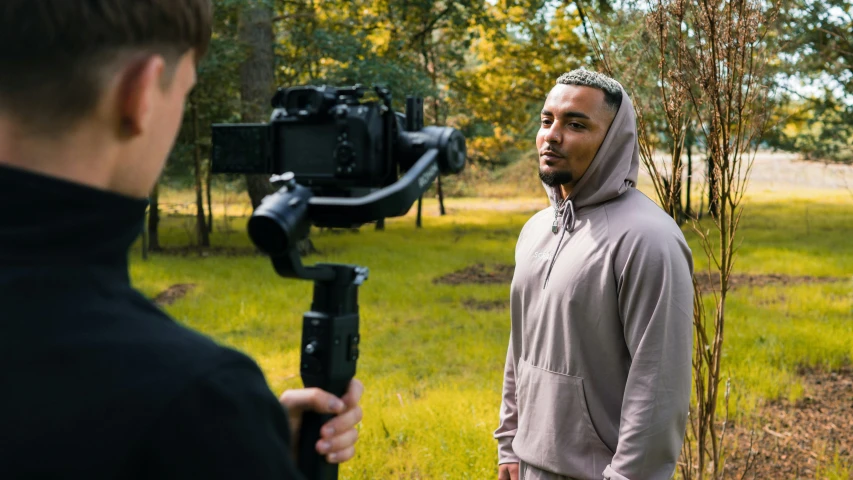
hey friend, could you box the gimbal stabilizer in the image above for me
[246,136,465,479]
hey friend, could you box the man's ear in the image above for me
[118,56,166,137]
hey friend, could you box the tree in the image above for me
[587,0,779,476]
[647,1,777,476]
[771,0,853,163]
[240,0,277,209]
[190,95,211,247]
[147,185,161,251]
[448,0,588,166]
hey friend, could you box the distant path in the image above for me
[639,151,853,191]
[432,152,853,214]
[438,198,548,212]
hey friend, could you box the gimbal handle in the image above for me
[250,147,450,480]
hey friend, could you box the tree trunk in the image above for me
[424,44,447,218]
[685,124,694,218]
[239,1,276,210]
[192,100,210,248]
[670,154,684,222]
[246,175,274,210]
[437,176,446,216]
[141,208,148,261]
[148,184,161,251]
[707,154,718,219]
[206,155,213,233]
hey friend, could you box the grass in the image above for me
[686,190,853,413]
[130,184,853,479]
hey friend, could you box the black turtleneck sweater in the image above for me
[0,165,304,479]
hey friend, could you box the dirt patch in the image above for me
[462,298,510,311]
[433,264,515,285]
[153,284,196,306]
[723,368,853,478]
[150,246,263,257]
[695,272,846,294]
[435,264,847,292]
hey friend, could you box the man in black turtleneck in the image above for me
[0,2,363,478]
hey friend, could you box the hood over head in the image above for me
[544,87,640,210]
[541,86,640,288]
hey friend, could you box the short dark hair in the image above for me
[0,0,213,134]
[556,69,623,114]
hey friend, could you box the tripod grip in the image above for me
[297,410,338,480]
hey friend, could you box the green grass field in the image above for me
[130,186,853,479]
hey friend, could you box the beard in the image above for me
[539,168,574,187]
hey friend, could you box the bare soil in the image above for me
[723,368,853,479]
[152,283,196,306]
[693,272,847,294]
[461,298,510,311]
[433,264,515,285]
[434,264,847,293]
[150,246,262,257]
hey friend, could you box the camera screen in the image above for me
[277,123,338,177]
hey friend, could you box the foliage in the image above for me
[447,0,589,165]
[768,0,853,163]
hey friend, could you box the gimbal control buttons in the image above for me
[348,335,360,361]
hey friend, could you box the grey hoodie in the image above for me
[494,89,694,480]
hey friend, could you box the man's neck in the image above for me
[560,184,573,200]
[0,116,122,194]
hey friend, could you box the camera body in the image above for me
[211,84,465,196]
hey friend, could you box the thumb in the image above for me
[280,388,346,416]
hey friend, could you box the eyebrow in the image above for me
[541,109,591,120]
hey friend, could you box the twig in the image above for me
[762,425,791,439]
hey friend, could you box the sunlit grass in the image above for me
[130,187,852,478]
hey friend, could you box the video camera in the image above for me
[211,84,465,201]
[210,84,466,480]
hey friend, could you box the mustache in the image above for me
[540,146,563,158]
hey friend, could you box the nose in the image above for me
[543,123,561,145]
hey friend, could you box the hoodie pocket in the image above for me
[512,358,614,479]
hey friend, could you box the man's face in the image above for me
[536,84,616,191]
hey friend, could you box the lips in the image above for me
[540,150,564,164]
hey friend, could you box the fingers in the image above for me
[340,378,364,408]
[279,387,346,415]
[498,463,519,480]
[320,403,363,438]
[316,426,359,463]
[280,379,365,464]
[317,379,364,464]
[325,445,355,464]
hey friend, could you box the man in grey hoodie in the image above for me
[495,69,694,480]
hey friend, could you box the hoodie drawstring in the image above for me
[544,199,576,289]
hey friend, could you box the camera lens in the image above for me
[421,126,466,175]
[442,129,466,174]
